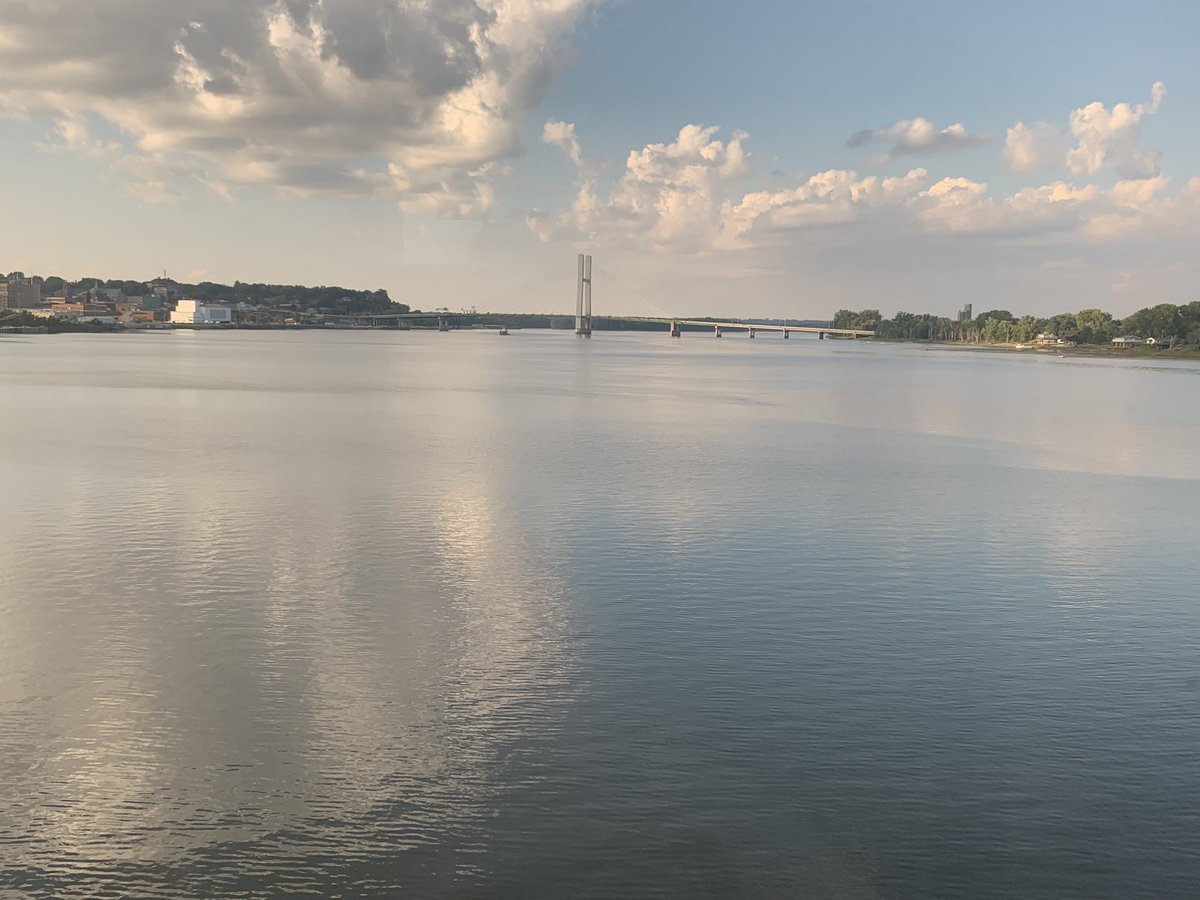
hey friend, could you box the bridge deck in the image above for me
[270,309,874,337]
[641,318,874,337]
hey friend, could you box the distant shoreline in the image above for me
[8,325,1200,361]
[883,338,1200,360]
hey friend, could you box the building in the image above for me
[170,298,233,325]
[956,303,972,322]
[116,303,157,325]
[1112,335,1143,347]
[150,278,181,302]
[0,280,42,309]
[53,306,118,320]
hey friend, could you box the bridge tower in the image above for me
[575,253,592,337]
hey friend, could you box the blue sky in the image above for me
[1,0,1197,318]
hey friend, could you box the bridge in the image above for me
[632,318,873,339]
[567,254,872,339]
[259,254,876,339]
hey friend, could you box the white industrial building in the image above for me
[170,299,233,325]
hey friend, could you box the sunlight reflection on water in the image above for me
[1,331,1198,896]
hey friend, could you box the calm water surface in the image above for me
[1,331,1198,897]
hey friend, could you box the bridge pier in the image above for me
[714,325,722,338]
[749,327,756,339]
[783,329,790,339]
[575,253,593,337]
[819,331,825,340]
[668,320,681,337]
[438,317,449,332]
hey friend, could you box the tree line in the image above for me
[832,302,1200,346]
[4,272,406,316]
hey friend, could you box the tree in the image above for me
[1044,312,1078,337]
[974,309,1015,326]
[832,309,881,331]
[1180,302,1200,346]
[1013,315,1043,343]
[1073,308,1117,344]
[982,317,1016,342]
[1122,303,1183,341]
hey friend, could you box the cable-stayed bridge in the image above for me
[282,254,875,339]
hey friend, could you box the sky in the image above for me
[1,0,1198,319]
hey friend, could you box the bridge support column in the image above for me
[669,320,681,337]
[819,331,825,340]
[714,325,722,338]
[438,317,449,332]
[783,329,790,339]
[575,253,593,337]
[749,327,756,339]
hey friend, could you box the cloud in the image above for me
[1001,83,1167,180]
[1067,81,1166,179]
[530,124,1200,255]
[719,168,930,246]
[0,0,601,213]
[37,114,192,203]
[915,178,1105,235]
[1003,121,1066,173]
[729,170,1191,244]
[543,119,584,167]
[846,117,992,162]
[528,124,749,250]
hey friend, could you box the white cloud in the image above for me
[543,119,584,167]
[0,0,601,213]
[1002,83,1168,179]
[529,124,750,250]
[915,178,1106,235]
[1003,121,1066,173]
[719,168,929,247]
[530,123,1200,255]
[847,117,991,162]
[1066,81,1166,179]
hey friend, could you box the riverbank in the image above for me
[883,338,1200,361]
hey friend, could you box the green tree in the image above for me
[832,309,881,331]
[974,309,1014,325]
[1043,313,1078,338]
[1122,303,1183,341]
[1074,308,1117,343]
[1012,315,1043,343]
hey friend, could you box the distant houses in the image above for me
[1111,335,1174,348]
[0,274,240,327]
[1035,332,1077,346]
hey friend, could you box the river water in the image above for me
[1,330,1198,897]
